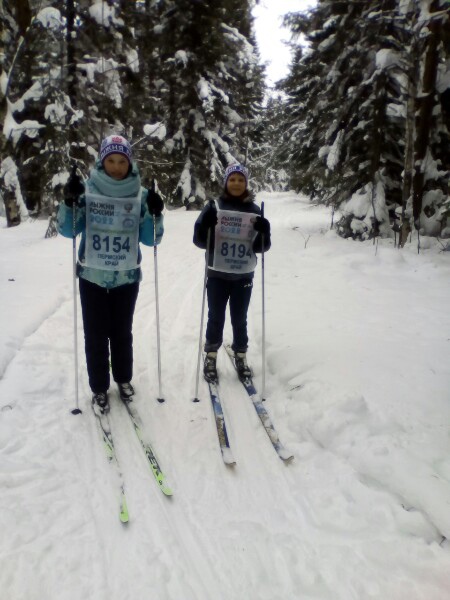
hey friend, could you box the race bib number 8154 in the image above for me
[85,191,141,271]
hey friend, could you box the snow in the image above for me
[143,122,167,141]
[1,192,450,599]
[44,100,67,124]
[89,2,124,28]
[326,130,343,171]
[174,50,189,67]
[3,94,45,147]
[0,157,29,219]
[437,63,450,93]
[35,7,62,30]
[376,49,401,71]
[125,48,139,73]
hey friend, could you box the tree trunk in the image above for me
[412,6,441,230]
[368,71,386,239]
[15,0,31,36]
[399,44,419,247]
[3,190,21,227]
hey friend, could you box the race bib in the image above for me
[212,208,258,274]
[85,190,141,271]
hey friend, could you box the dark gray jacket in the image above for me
[193,193,271,280]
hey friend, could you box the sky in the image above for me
[252,0,317,86]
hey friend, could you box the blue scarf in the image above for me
[88,160,141,197]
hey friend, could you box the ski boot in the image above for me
[92,391,109,415]
[117,382,135,402]
[203,352,218,383]
[234,352,252,381]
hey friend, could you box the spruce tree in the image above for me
[278,0,449,241]
[150,0,264,207]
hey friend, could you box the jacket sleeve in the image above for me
[253,225,271,253]
[139,188,164,246]
[193,202,215,249]
[56,199,86,238]
[250,204,271,254]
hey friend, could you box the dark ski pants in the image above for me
[205,277,253,353]
[79,278,139,393]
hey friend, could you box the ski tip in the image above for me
[71,408,83,415]
[222,448,236,466]
[120,498,130,523]
[279,449,294,463]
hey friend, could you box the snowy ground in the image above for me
[1,191,450,600]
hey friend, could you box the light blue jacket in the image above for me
[57,162,164,289]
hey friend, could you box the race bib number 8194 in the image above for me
[212,210,257,274]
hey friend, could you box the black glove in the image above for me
[63,166,84,207]
[202,204,218,230]
[254,216,270,237]
[147,189,164,216]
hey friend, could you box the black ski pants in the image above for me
[205,276,253,353]
[79,278,139,393]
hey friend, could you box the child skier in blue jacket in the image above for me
[193,163,271,383]
[57,135,164,413]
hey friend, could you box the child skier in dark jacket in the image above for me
[57,135,164,414]
[193,163,271,382]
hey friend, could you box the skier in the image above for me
[57,135,164,414]
[193,163,271,383]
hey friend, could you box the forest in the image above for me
[0,0,449,245]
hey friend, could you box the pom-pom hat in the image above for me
[223,163,248,185]
[100,135,132,164]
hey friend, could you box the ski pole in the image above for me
[69,164,81,415]
[261,201,266,402]
[193,227,211,402]
[152,181,164,403]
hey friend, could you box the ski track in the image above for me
[1,195,450,599]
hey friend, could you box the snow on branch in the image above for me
[3,100,45,146]
[143,122,167,141]
[35,7,62,31]
[89,2,124,28]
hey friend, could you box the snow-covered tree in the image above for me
[147,0,265,208]
[278,0,449,242]
[409,0,450,242]
[1,0,265,222]
[0,0,33,225]
[254,95,290,192]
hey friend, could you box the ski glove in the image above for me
[202,205,218,230]
[64,166,84,207]
[254,216,270,237]
[146,189,164,216]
